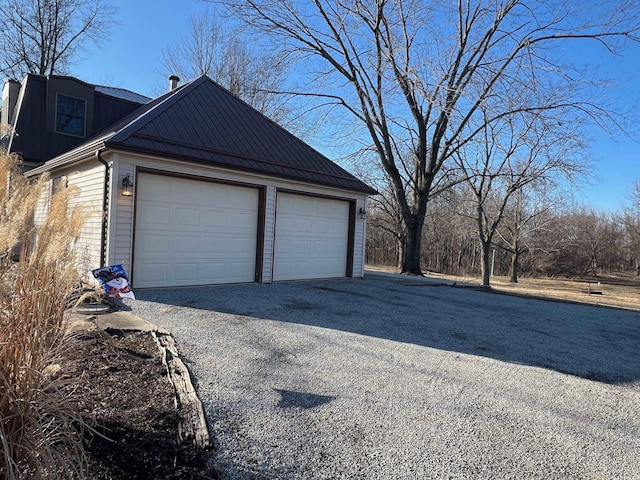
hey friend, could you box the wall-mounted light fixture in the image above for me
[358,206,367,218]
[121,173,134,197]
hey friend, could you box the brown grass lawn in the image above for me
[366,265,640,312]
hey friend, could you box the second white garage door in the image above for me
[133,173,259,288]
[273,192,350,281]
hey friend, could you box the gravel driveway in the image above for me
[127,272,640,479]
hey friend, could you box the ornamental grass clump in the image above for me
[0,150,87,479]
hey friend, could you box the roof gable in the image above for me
[106,76,375,194]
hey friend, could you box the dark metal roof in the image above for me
[94,85,151,104]
[114,77,377,193]
[28,76,376,194]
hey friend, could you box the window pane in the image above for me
[56,94,85,136]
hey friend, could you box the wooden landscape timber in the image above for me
[153,331,211,450]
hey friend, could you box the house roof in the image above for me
[27,75,376,195]
[94,85,152,104]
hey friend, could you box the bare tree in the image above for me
[454,102,586,285]
[495,183,557,283]
[160,13,291,124]
[622,179,640,274]
[221,0,640,275]
[0,0,114,79]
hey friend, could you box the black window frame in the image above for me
[55,93,86,137]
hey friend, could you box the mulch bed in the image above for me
[60,329,219,479]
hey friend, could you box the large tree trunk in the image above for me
[509,239,519,283]
[480,241,491,286]
[400,219,423,275]
[509,250,519,283]
[397,232,406,270]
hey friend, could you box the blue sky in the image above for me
[72,0,640,213]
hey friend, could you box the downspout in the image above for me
[96,148,109,268]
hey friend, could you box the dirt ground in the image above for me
[367,265,640,311]
[60,329,218,480]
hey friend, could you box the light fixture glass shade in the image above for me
[121,174,133,196]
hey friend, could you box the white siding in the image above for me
[112,155,135,275]
[353,197,367,278]
[32,159,105,279]
[32,178,52,228]
[262,185,276,282]
[61,162,105,275]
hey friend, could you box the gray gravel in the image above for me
[126,272,640,479]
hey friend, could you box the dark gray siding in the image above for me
[8,75,147,168]
[93,92,146,134]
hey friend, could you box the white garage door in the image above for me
[134,173,259,288]
[273,192,350,281]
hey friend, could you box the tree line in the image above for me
[367,179,640,282]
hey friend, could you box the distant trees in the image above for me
[533,208,624,277]
[368,180,636,280]
[0,0,114,78]
[453,103,585,285]
[622,180,640,274]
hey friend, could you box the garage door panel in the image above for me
[134,173,259,288]
[173,189,201,204]
[140,205,170,226]
[175,209,200,227]
[175,235,199,252]
[228,237,257,254]
[139,233,170,254]
[201,210,228,229]
[138,175,169,201]
[230,211,258,229]
[136,263,168,284]
[175,263,198,282]
[274,193,350,281]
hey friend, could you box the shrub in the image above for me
[0,151,87,479]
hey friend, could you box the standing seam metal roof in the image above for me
[94,85,152,104]
[31,75,376,194]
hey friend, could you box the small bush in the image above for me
[0,151,87,479]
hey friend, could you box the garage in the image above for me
[28,76,375,286]
[273,192,352,281]
[133,172,260,288]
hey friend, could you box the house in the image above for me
[10,74,376,288]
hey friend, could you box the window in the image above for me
[51,175,67,194]
[55,94,85,136]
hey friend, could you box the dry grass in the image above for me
[1,151,88,479]
[366,265,640,312]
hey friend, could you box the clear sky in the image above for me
[71,0,640,213]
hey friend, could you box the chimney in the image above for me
[169,75,180,91]
[2,79,20,126]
